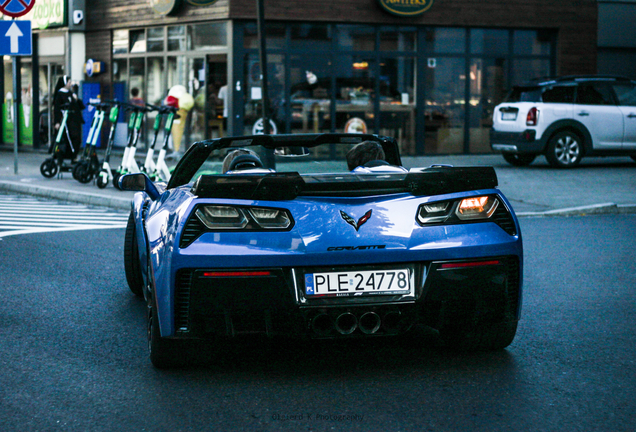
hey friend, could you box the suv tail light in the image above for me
[526,107,539,126]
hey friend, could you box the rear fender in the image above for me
[542,119,593,153]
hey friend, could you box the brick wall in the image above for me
[86,0,598,75]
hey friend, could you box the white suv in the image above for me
[491,76,636,167]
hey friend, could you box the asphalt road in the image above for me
[0,215,635,432]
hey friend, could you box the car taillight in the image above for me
[526,107,539,126]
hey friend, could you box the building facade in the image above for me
[3,0,598,154]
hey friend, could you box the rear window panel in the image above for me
[505,85,575,103]
[541,85,576,103]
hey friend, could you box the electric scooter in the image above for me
[150,105,179,182]
[140,104,163,177]
[95,101,121,189]
[40,103,78,178]
[73,102,107,184]
[113,104,146,189]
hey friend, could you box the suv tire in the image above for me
[546,130,583,168]
[502,153,536,167]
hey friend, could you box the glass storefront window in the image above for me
[243,53,286,135]
[424,57,466,154]
[333,54,375,136]
[471,29,509,55]
[187,57,206,145]
[425,28,466,53]
[130,30,146,53]
[243,23,285,50]
[289,55,332,135]
[188,22,227,51]
[336,25,375,51]
[379,57,416,155]
[147,58,165,105]
[469,58,508,153]
[168,26,186,51]
[511,59,551,85]
[290,24,331,51]
[379,27,416,52]
[513,30,552,56]
[113,30,129,54]
[147,27,165,53]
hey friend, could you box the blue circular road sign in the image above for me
[0,0,36,18]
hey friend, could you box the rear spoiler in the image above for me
[191,166,498,200]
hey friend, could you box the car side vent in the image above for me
[492,203,517,236]
[175,269,193,333]
[180,214,205,248]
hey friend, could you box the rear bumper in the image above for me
[171,256,522,340]
[490,129,545,154]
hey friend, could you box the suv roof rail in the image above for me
[515,74,634,87]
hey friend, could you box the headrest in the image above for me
[228,154,263,171]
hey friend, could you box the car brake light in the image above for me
[526,107,539,126]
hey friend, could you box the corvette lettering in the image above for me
[327,245,386,251]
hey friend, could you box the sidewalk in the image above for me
[1,144,635,216]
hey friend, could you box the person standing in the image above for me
[53,76,84,159]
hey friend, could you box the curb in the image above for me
[517,203,636,218]
[0,180,132,211]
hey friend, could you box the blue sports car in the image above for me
[121,133,523,368]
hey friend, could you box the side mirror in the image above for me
[119,173,160,200]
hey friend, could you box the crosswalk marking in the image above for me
[0,194,129,238]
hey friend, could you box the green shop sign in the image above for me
[377,0,434,16]
[21,0,66,30]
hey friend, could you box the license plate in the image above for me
[501,111,517,121]
[305,269,411,296]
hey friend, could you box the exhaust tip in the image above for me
[359,312,381,334]
[335,312,358,335]
[311,313,333,336]
[383,311,402,332]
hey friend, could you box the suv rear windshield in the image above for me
[505,84,576,103]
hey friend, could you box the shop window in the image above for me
[188,22,227,51]
[243,23,285,50]
[511,59,551,86]
[425,28,466,54]
[379,27,416,52]
[470,29,508,55]
[290,24,331,51]
[113,30,129,54]
[130,30,146,53]
[168,26,186,51]
[243,53,286,135]
[424,57,466,154]
[147,27,165,53]
[379,57,416,155]
[513,30,552,56]
[289,55,332,135]
[468,58,507,153]
[336,25,375,52]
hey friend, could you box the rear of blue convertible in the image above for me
[123,134,523,368]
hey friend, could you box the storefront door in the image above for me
[38,62,65,148]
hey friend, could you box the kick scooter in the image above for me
[73,102,107,184]
[140,104,163,177]
[40,104,78,178]
[150,105,179,182]
[95,101,121,189]
[113,103,146,189]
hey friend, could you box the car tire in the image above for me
[502,153,536,167]
[440,320,518,351]
[148,303,187,368]
[546,130,583,168]
[124,212,144,297]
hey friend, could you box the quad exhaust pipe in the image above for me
[310,310,401,336]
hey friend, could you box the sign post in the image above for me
[1,0,35,175]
